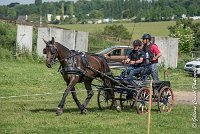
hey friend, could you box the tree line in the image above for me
[0,0,200,22]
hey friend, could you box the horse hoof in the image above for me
[116,106,121,112]
[80,109,87,114]
[56,108,63,116]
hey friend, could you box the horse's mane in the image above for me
[55,42,72,54]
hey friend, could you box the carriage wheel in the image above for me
[97,89,113,110]
[120,91,135,110]
[158,86,174,113]
[135,87,151,114]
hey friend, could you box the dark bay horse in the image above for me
[43,37,119,115]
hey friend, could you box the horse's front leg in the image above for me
[56,79,78,116]
[81,80,94,114]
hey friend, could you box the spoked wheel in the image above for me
[120,91,135,110]
[97,89,113,110]
[135,87,151,114]
[158,86,174,113]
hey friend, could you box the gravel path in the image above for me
[174,91,200,105]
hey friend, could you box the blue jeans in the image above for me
[127,66,144,81]
[119,66,134,78]
[150,63,159,80]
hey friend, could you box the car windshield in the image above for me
[97,47,113,54]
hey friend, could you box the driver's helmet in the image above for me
[132,39,142,46]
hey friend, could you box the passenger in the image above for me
[119,39,146,83]
[141,33,161,81]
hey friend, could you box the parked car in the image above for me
[184,58,200,76]
[97,46,133,63]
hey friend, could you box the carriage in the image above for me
[91,68,174,114]
[43,37,174,115]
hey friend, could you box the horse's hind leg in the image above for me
[104,78,121,112]
[81,80,94,114]
[71,87,82,110]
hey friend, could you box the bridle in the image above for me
[43,44,79,66]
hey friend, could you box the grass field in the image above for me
[0,60,199,134]
[56,21,176,39]
[1,20,200,134]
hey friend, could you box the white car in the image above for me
[184,58,200,76]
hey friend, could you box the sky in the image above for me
[0,0,77,5]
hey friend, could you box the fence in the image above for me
[16,25,33,53]
[155,37,179,68]
[16,25,89,56]
[37,27,89,56]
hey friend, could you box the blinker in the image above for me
[51,47,57,54]
[43,48,46,54]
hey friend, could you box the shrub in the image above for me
[0,48,13,60]
[88,35,114,53]
[168,19,195,53]
[103,24,131,41]
[0,22,16,52]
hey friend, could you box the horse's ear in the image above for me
[52,37,55,44]
[43,38,48,45]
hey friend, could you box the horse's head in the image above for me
[43,37,58,68]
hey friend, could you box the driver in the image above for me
[119,39,146,84]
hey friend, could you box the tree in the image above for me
[60,1,64,21]
[67,2,74,17]
[174,5,186,18]
[35,0,42,6]
[188,4,197,16]
[191,22,200,50]
[162,6,173,21]
[169,19,195,53]
[7,8,16,19]
[89,10,104,19]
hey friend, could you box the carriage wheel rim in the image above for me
[98,90,113,110]
[136,87,150,114]
[158,87,174,113]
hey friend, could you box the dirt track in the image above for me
[174,91,200,105]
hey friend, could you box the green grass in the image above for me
[56,21,176,39]
[54,20,200,41]
[0,60,199,134]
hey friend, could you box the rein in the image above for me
[51,52,79,67]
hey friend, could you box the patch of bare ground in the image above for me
[173,91,200,105]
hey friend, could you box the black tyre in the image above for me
[97,89,113,110]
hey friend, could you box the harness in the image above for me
[59,51,89,79]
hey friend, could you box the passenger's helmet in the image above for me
[141,33,151,40]
[132,39,142,46]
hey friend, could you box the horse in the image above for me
[43,37,119,115]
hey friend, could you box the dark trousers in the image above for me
[119,66,144,81]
